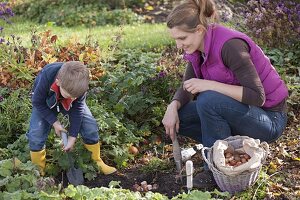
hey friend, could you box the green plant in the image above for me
[0,88,31,147]
[140,157,172,173]
[6,134,30,163]
[0,158,61,199]
[242,0,300,48]
[102,0,145,9]
[0,2,14,41]
[0,34,36,89]
[263,42,300,117]
[12,0,142,27]
[173,189,230,200]
[49,137,98,179]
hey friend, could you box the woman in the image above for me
[162,0,288,188]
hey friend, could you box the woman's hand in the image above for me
[184,78,243,102]
[183,78,213,94]
[162,101,180,141]
[53,121,67,137]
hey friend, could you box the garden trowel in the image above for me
[61,132,84,186]
[172,133,183,183]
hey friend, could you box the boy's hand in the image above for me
[63,136,76,152]
[53,121,67,137]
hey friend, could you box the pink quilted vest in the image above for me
[183,25,288,108]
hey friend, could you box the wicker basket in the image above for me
[201,135,269,194]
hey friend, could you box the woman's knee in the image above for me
[196,90,224,109]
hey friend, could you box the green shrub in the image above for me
[0,88,31,148]
[12,0,143,27]
[86,48,184,167]
[0,2,14,43]
[101,0,145,9]
[242,0,300,48]
[263,41,300,121]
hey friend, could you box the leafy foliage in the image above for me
[0,88,31,147]
[264,42,300,119]
[0,34,35,88]
[86,47,183,167]
[0,158,60,198]
[0,158,229,199]
[12,0,142,27]
[140,157,172,173]
[6,134,30,163]
[242,0,300,48]
[0,2,14,26]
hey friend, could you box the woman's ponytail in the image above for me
[195,0,218,27]
[167,0,218,31]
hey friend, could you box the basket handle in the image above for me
[201,147,215,169]
[259,142,269,164]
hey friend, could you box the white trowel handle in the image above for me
[186,160,194,190]
[61,132,68,148]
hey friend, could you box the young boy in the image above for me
[27,61,116,176]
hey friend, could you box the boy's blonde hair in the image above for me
[57,61,89,97]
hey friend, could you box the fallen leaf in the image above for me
[145,5,154,11]
[292,157,300,161]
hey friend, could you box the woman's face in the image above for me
[169,26,204,54]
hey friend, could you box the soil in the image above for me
[59,136,209,198]
[84,167,186,198]
[61,158,208,199]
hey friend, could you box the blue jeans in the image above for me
[27,103,99,151]
[178,91,287,148]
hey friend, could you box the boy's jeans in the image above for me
[27,103,99,151]
[178,91,287,148]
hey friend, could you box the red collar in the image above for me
[50,82,74,111]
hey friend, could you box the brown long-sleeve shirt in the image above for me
[173,39,286,112]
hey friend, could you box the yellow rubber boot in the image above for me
[84,142,117,175]
[30,149,46,176]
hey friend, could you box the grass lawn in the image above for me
[0,16,174,50]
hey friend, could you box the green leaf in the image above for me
[109,180,121,188]
[64,185,77,198]
[74,185,92,200]
[0,177,10,187]
[0,159,14,177]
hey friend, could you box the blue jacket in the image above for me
[32,62,86,137]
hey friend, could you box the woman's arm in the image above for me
[162,62,195,140]
[183,39,265,106]
[183,78,243,101]
[221,38,265,106]
[172,62,195,109]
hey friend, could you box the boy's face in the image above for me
[60,87,75,99]
[55,79,76,99]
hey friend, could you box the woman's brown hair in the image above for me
[167,0,218,32]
